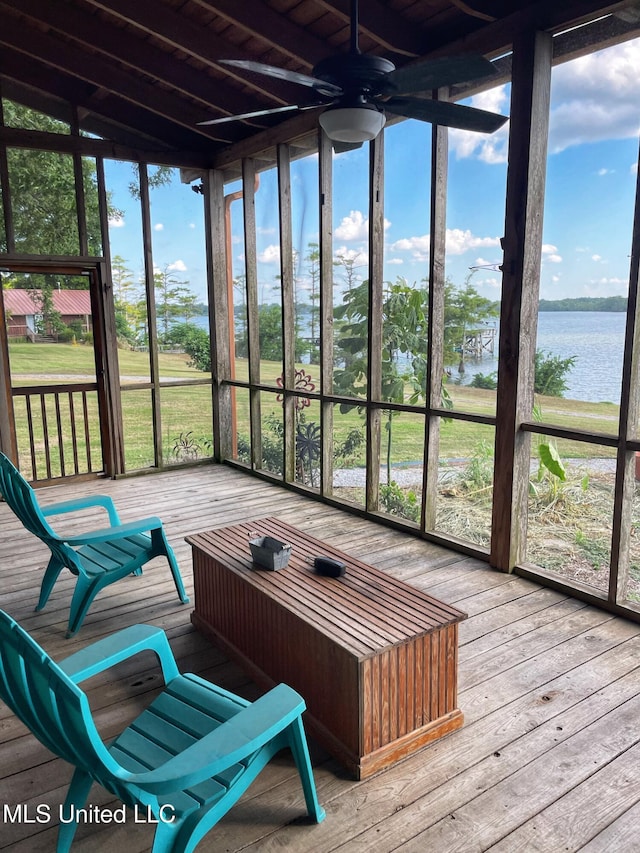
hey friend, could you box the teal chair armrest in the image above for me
[65,516,164,545]
[132,683,306,793]
[59,624,180,684]
[41,494,121,526]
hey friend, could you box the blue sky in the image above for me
[107,35,640,305]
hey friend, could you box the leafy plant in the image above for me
[170,324,211,372]
[296,420,321,486]
[538,442,566,481]
[534,350,576,397]
[470,371,498,390]
[380,480,420,523]
[575,530,609,570]
[459,440,494,495]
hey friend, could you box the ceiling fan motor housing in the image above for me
[312,54,396,98]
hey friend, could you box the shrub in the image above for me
[470,371,497,390]
[534,350,576,397]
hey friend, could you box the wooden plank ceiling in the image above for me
[0,0,639,166]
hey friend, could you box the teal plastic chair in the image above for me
[0,453,189,636]
[0,610,325,852]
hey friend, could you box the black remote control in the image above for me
[313,556,346,577]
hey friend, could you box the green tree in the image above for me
[534,350,576,397]
[444,276,498,371]
[235,304,286,361]
[333,250,365,297]
[111,255,139,343]
[174,290,200,325]
[171,324,211,372]
[3,100,115,256]
[256,304,283,361]
[29,282,64,337]
[153,266,190,343]
[334,277,428,486]
[304,242,320,363]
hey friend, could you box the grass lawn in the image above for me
[8,343,621,474]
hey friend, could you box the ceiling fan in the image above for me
[199,0,508,148]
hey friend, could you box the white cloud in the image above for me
[597,168,612,176]
[335,210,368,241]
[334,247,367,264]
[591,254,602,262]
[334,210,390,241]
[542,244,562,263]
[552,275,560,282]
[477,276,500,289]
[168,259,187,272]
[449,85,510,163]
[189,223,196,229]
[154,223,164,231]
[390,229,499,261]
[387,257,404,265]
[390,234,430,261]
[446,228,500,255]
[548,39,640,153]
[452,39,640,162]
[258,244,281,264]
[108,214,125,228]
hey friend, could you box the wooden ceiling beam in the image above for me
[1,0,267,122]
[0,124,212,169]
[0,13,241,145]
[0,77,176,152]
[211,110,322,172]
[422,0,637,60]
[82,0,301,104]
[0,49,217,153]
[313,0,430,57]
[191,0,329,68]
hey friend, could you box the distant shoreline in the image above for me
[538,296,626,312]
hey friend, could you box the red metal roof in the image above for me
[2,289,91,316]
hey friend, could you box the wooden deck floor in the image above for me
[1,464,640,852]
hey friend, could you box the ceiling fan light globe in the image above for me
[319,106,386,143]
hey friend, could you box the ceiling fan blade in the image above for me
[384,55,498,95]
[198,103,324,126]
[384,96,508,134]
[218,60,343,97]
[332,140,364,154]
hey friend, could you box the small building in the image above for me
[3,288,92,340]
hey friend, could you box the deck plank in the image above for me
[1,463,640,852]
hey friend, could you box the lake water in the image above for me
[197,310,627,404]
[451,311,626,404]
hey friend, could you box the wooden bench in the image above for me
[188,517,467,779]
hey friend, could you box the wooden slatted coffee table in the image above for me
[187,517,467,779]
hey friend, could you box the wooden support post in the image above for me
[278,144,296,483]
[70,106,88,256]
[205,168,233,462]
[319,130,334,497]
[139,163,163,469]
[609,134,640,603]
[366,132,384,513]
[95,158,124,475]
[423,103,448,532]
[0,86,15,255]
[491,29,552,570]
[0,289,17,462]
[242,159,262,470]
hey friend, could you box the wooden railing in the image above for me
[11,383,103,482]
